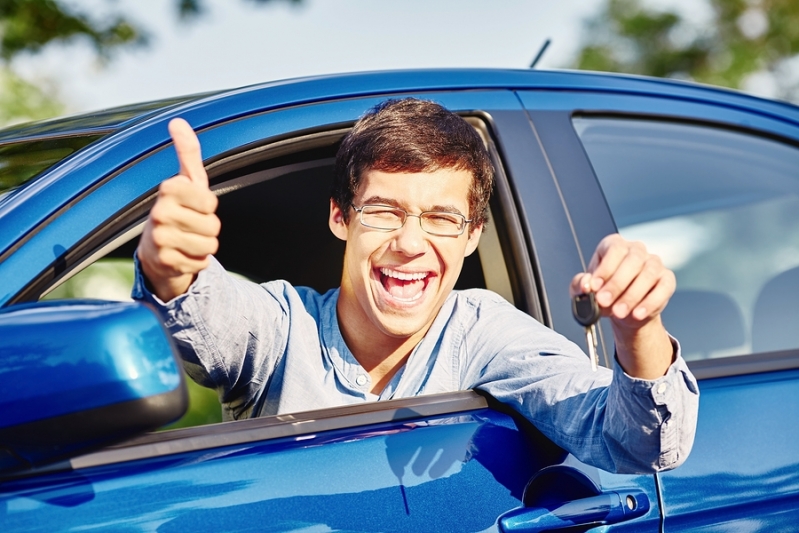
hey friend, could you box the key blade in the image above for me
[586,325,598,372]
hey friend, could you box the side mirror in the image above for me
[0,300,187,475]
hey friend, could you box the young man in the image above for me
[134,99,698,474]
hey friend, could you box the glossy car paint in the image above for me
[1,68,798,531]
[0,395,663,532]
[658,370,799,531]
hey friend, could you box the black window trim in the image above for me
[6,390,489,481]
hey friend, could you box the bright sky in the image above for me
[13,0,714,115]
[15,0,604,114]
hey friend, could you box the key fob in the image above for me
[572,292,600,327]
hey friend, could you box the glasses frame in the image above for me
[352,204,473,236]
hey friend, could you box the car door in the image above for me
[521,83,799,531]
[0,83,661,532]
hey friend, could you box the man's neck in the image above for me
[335,298,429,395]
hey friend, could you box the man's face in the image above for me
[329,168,482,345]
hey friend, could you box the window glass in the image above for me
[0,135,103,196]
[574,117,799,360]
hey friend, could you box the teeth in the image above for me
[380,268,428,281]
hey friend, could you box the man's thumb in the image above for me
[169,118,209,187]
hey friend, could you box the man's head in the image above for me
[332,98,494,227]
[328,99,495,354]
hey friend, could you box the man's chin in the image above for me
[377,323,429,340]
[375,299,452,340]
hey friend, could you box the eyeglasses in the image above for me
[353,204,472,236]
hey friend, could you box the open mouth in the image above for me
[378,267,431,303]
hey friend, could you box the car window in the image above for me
[0,135,103,198]
[37,119,514,429]
[573,117,799,360]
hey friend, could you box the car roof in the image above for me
[2,68,799,144]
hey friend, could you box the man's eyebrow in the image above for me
[361,196,465,215]
[429,204,465,215]
[362,195,401,207]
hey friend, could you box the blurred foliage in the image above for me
[0,0,143,61]
[44,259,223,429]
[0,0,302,126]
[0,66,63,125]
[176,0,302,20]
[162,378,223,430]
[572,0,799,101]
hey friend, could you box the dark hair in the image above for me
[332,98,494,227]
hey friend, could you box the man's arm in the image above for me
[571,234,676,379]
[137,118,221,301]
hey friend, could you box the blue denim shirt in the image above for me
[133,257,699,474]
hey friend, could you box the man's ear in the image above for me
[329,199,348,241]
[464,224,483,257]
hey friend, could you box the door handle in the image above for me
[498,489,650,532]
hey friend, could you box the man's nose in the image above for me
[391,214,427,255]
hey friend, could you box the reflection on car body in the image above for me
[1,68,799,531]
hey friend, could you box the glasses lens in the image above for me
[420,212,465,235]
[361,206,405,229]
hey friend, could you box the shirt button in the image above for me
[657,383,668,394]
[356,375,368,386]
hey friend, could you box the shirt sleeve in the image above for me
[459,291,699,474]
[131,255,293,419]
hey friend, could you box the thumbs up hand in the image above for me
[137,118,221,302]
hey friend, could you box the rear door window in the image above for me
[573,117,799,360]
[0,135,103,197]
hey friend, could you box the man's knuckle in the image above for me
[209,215,222,236]
[150,204,167,224]
[151,226,171,248]
[643,257,663,275]
[207,194,219,211]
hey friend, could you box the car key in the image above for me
[572,292,601,371]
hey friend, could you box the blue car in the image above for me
[1,69,798,532]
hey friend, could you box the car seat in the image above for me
[661,289,746,360]
[751,266,799,353]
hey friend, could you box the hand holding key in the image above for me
[570,234,676,379]
[137,118,221,302]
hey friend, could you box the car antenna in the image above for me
[529,38,551,69]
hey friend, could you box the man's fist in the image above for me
[137,118,221,302]
[571,234,676,379]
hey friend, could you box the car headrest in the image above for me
[752,266,799,354]
[661,289,745,360]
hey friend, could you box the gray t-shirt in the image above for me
[133,257,699,474]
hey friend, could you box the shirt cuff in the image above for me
[612,335,696,392]
[131,254,214,310]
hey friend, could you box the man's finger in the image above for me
[569,272,594,297]
[168,118,208,187]
[630,270,676,321]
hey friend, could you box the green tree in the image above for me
[571,0,799,102]
[0,0,300,125]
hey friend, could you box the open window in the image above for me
[35,116,519,429]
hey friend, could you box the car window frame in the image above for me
[3,92,538,313]
[5,92,551,438]
[524,100,799,380]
